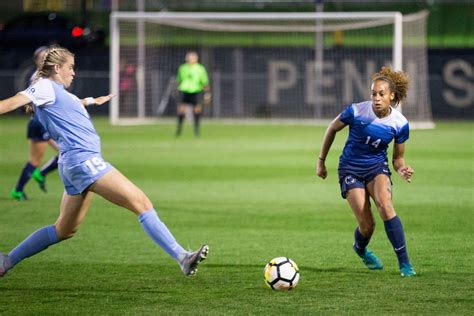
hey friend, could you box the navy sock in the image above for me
[193,113,201,135]
[8,225,59,267]
[15,162,36,191]
[41,155,59,176]
[354,227,371,256]
[384,216,410,266]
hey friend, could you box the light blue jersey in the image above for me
[339,101,409,168]
[21,78,112,195]
[21,78,101,165]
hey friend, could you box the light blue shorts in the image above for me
[59,155,113,195]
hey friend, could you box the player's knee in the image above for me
[177,105,186,114]
[131,192,153,213]
[29,157,41,167]
[56,226,79,241]
[141,199,153,212]
[376,202,395,220]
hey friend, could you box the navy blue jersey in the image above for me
[339,101,409,168]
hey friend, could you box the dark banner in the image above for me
[428,49,473,119]
[0,48,472,119]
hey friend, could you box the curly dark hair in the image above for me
[372,66,410,106]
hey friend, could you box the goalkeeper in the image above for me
[175,51,210,137]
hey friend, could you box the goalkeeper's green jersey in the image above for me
[177,63,209,93]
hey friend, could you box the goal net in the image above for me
[110,11,433,127]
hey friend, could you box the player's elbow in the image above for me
[327,126,338,134]
[326,125,340,137]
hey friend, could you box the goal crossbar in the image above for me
[111,11,403,21]
[109,11,434,126]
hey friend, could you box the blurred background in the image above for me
[0,0,472,120]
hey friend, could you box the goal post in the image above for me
[110,11,433,127]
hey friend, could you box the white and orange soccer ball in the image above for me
[264,257,300,290]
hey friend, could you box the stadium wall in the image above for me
[0,48,472,119]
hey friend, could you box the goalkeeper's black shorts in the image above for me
[181,92,200,106]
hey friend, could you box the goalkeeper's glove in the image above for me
[204,92,212,105]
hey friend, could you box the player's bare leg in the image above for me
[10,141,48,200]
[347,188,383,270]
[368,174,416,276]
[90,169,209,276]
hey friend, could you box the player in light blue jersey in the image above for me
[0,46,209,278]
[316,67,416,277]
[11,46,116,201]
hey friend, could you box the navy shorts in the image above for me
[181,92,200,106]
[27,118,50,141]
[59,155,113,195]
[338,161,392,199]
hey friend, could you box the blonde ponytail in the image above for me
[24,46,74,113]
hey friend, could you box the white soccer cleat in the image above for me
[0,253,12,277]
[180,245,209,276]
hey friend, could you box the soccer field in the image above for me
[0,117,473,314]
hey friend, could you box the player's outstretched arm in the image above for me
[0,93,32,115]
[393,142,414,183]
[81,94,115,107]
[94,94,115,105]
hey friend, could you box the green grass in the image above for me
[0,117,473,314]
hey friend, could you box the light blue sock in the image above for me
[8,225,59,267]
[138,209,186,261]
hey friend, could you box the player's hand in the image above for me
[204,92,212,105]
[316,159,327,179]
[94,94,115,106]
[397,165,414,183]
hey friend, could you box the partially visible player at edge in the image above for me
[175,51,210,137]
[0,46,209,278]
[11,46,60,200]
[316,66,416,277]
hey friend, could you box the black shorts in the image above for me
[181,92,200,106]
[27,118,50,142]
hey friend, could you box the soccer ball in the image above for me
[264,257,300,290]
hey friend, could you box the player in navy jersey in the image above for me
[316,67,416,277]
[0,46,208,278]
